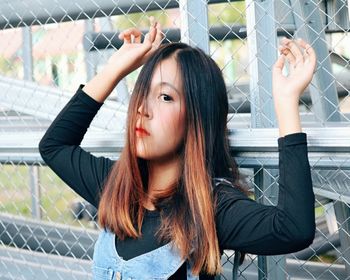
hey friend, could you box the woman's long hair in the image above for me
[98,43,243,275]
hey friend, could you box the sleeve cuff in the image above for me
[75,84,104,109]
[278,132,307,148]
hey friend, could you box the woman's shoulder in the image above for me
[212,177,234,188]
[212,177,248,199]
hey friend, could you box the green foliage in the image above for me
[208,2,246,25]
[0,56,21,77]
[113,10,168,30]
[0,164,86,226]
[111,2,246,30]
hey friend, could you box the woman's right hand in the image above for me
[107,17,164,78]
[82,17,164,103]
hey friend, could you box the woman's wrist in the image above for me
[277,110,302,137]
[275,100,302,137]
[102,60,125,83]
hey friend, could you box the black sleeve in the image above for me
[38,85,115,208]
[215,132,315,255]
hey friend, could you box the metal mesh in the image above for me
[0,0,349,279]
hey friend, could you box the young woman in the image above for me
[39,18,316,280]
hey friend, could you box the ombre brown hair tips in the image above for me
[98,43,242,276]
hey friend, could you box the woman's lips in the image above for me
[135,127,150,136]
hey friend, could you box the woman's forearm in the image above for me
[82,62,124,104]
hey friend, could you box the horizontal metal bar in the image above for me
[1,244,346,280]
[227,127,350,152]
[0,75,127,131]
[0,0,241,29]
[83,27,350,52]
[0,127,349,154]
[83,27,296,51]
[0,245,92,279]
[0,0,348,32]
[1,75,349,118]
[0,126,349,171]
[235,154,350,170]
[292,233,340,260]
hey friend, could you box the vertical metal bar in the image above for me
[324,201,338,235]
[232,251,241,280]
[246,0,277,129]
[254,168,285,280]
[327,0,349,31]
[179,0,209,54]
[23,26,41,219]
[84,19,97,81]
[290,0,341,122]
[29,164,41,219]
[254,169,267,280]
[333,201,350,277]
[246,0,286,279]
[23,27,33,81]
[99,17,130,104]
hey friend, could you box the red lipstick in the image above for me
[135,127,150,136]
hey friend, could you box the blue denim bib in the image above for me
[92,229,199,280]
[92,178,232,280]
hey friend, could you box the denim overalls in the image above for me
[92,229,199,280]
[92,178,231,280]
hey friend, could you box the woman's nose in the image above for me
[137,101,151,118]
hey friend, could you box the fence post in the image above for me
[29,164,41,219]
[333,201,350,276]
[84,19,98,81]
[179,0,209,53]
[289,0,341,122]
[23,25,42,219]
[246,0,287,279]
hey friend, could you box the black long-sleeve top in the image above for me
[39,85,315,279]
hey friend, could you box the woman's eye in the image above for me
[159,94,173,102]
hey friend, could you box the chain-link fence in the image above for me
[0,0,349,279]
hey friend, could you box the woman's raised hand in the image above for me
[107,16,164,78]
[272,38,317,105]
[272,38,317,136]
[82,17,163,103]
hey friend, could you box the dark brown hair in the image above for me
[98,43,243,275]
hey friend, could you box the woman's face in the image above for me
[135,56,186,162]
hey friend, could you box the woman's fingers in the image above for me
[119,28,142,44]
[144,17,157,45]
[118,16,161,47]
[153,22,164,48]
[297,39,317,66]
[279,38,317,73]
[281,38,305,68]
[134,32,142,43]
[273,53,286,76]
[279,45,296,66]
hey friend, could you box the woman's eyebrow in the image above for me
[154,82,180,94]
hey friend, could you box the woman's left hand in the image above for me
[272,38,317,106]
[272,38,316,136]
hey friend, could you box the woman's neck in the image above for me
[148,155,182,193]
[143,155,182,210]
